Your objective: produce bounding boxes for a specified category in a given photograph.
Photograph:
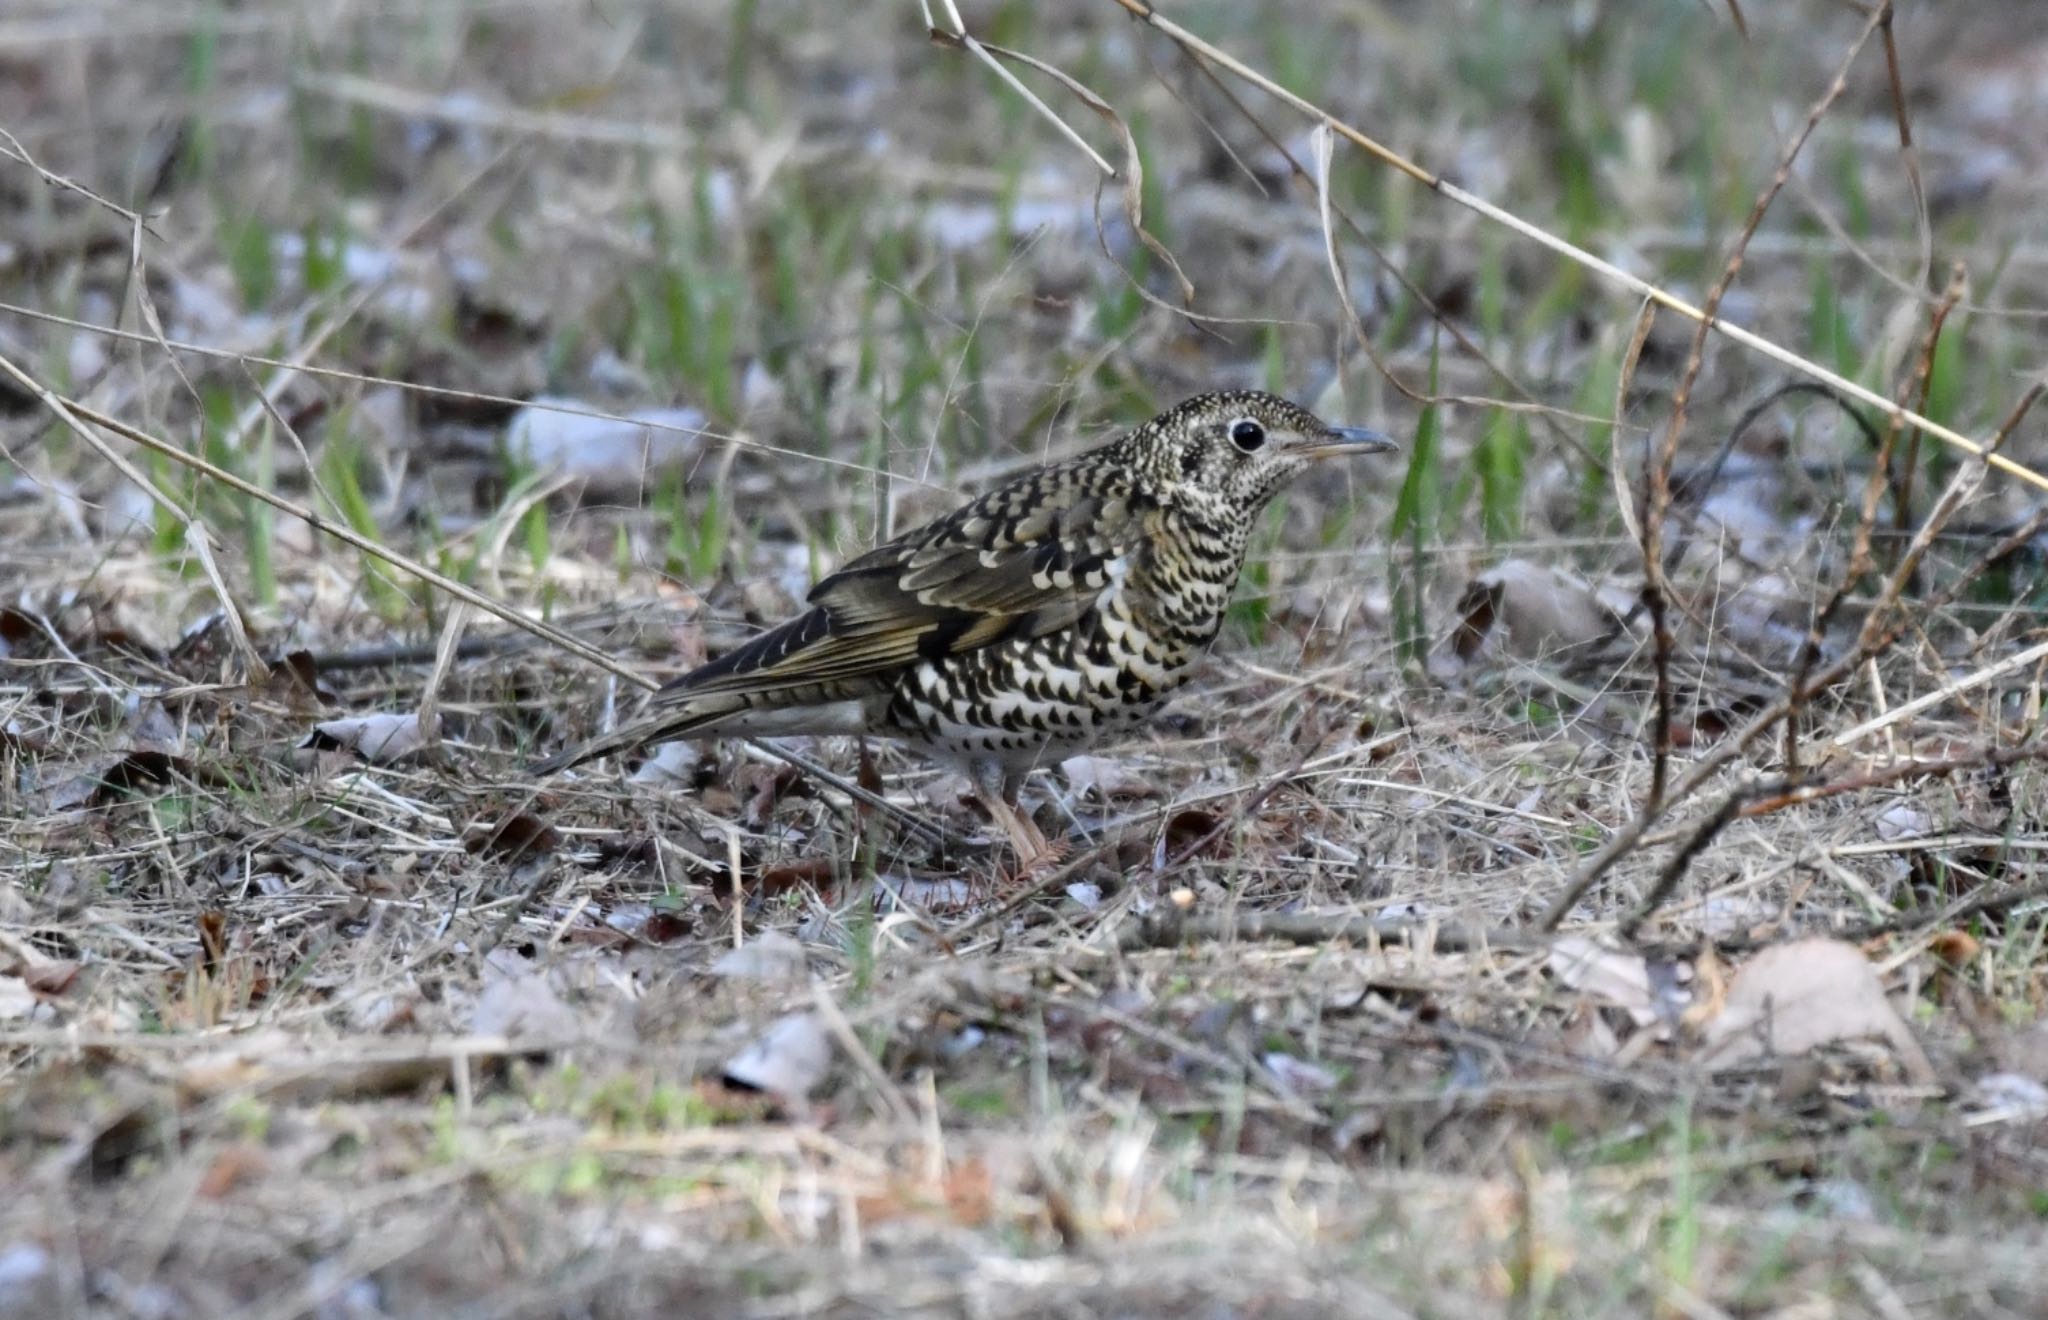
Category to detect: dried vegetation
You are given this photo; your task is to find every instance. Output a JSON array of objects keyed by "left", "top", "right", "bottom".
[{"left": 5, "top": 1, "right": 2048, "bottom": 1315}]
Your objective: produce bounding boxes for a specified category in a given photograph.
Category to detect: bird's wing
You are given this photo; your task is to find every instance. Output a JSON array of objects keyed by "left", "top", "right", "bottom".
[{"left": 656, "top": 465, "right": 1145, "bottom": 704}]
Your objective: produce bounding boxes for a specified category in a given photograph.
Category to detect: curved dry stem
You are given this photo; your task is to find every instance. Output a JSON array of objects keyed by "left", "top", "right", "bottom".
[{"left": 1102, "top": 0, "right": 2048, "bottom": 498}]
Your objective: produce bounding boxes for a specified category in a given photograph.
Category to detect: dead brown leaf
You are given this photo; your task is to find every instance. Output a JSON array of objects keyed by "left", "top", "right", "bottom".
[
  {"left": 47, "top": 749, "right": 196, "bottom": 811},
  {"left": 1697, "top": 938, "right": 1935, "bottom": 1084},
  {"left": 1449, "top": 558, "right": 1623, "bottom": 662},
  {"left": 463, "top": 811, "right": 563, "bottom": 863}
]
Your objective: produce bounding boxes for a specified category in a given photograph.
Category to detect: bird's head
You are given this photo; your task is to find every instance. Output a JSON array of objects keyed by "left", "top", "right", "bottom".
[{"left": 1140, "top": 390, "right": 1399, "bottom": 525}]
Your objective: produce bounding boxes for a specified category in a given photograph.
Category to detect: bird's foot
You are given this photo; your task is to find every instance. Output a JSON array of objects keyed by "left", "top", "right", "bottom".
[
  {"left": 981, "top": 796, "right": 1068, "bottom": 888},
  {"left": 999, "top": 834, "right": 1071, "bottom": 888}
]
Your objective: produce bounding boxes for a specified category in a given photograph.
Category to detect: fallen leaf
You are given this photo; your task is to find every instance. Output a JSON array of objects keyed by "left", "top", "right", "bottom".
[
  {"left": 504, "top": 396, "right": 707, "bottom": 499},
  {"left": 1562, "top": 1002, "right": 1624, "bottom": 1060},
  {"left": 0, "top": 977, "right": 39, "bottom": 1022},
  {"left": 268, "top": 650, "right": 338, "bottom": 706},
  {"left": 463, "top": 811, "right": 562, "bottom": 863},
  {"left": 1929, "top": 930, "right": 1980, "bottom": 969},
  {"left": 1159, "top": 809, "right": 1223, "bottom": 859},
  {"left": 0, "top": 718, "right": 46, "bottom": 756},
  {"left": 0, "top": 1242, "right": 52, "bottom": 1309},
  {"left": 916, "top": 772, "right": 974, "bottom": 813},
  {"left": 308, "top": 712, "right": 424, "bottom": 763},
  {"left": 197, "top": 1144, "right": 269, "bottom": 1199},
  {"left": 1875, "top": 803, "right": 1932, "bottom": 842},
  {"left": 710, "top": 930, "right": 808, "bottom": 984},
  {"left": 1449, "top": 558, "right": 1620, "bottom": 662},
  {"left": 722, "top": 1011, "right": 832, "bottom": 1101},
  {"left": 739, "top": 763, "right": 802, "bottom": 827},
  {"left": 1969, "top": 1072, "right": 2048, "bottom": 1121},
  {"left": 642, "top": 910, "right": 694, "bottom": 944},
  {"left": 1263, "top": 1052, "right": 1339, "bottom": 1095},
  {"left": 20, "top": 960, "right": 80, "bottom": 997},
  {"left": 1548, "top": 935, "right": 1658, "bottom": 1027},
  {"left": 0, "top": 931, "right": 51, "bottom": 978},
  {"left": 751, "top": 857, "right": 835, "bottom": 898},
  {"left": 469, "top": 952, "right": 582, "bottom": 1041},
  {"left": 1061, "top": 754, "right": 1161, "bottom": 801},
  {"left": 0, "top": 607, "right": 38, "bottom": 657},
  {"left": 1698, "top": 938, "right": 1935, "bottom": 1083},
  {"left": 47, "top": 749, "right": 195, "bottom": 810},
  {"left": 629, "top": 741, "right": 706, "bottom": 784}
]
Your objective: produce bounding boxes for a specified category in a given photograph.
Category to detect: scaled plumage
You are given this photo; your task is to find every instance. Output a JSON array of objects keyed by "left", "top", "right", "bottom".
[{"left": 532, "top": 390, "right": 1398, "bottom": 866}]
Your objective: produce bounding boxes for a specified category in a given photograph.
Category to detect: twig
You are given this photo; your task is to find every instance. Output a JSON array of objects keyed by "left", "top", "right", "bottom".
[
  {"left": 1618, "top": 791, "right": 1750, "bottom": 940},
  {"left": 1785, "top": 267, "right": 1966, "bottom": 777},
  {"left": 1609, "top": 303, "right": 1659, "bottom": 552},
  {"left": 15, "top": 367, "right": 961, "bottom": 848},
  {"left": 0, "top": 299, "right": 945, "bottom": 492},
  {"left": 1539, "top": 381, "right": 2047, "bottom": 931},
  {"left": 1825, "top": 638, "right": 2048, "bottom": 757},
  {"left": 1738, "top": 745, "right": 2040, "bottom": 817},
  {"left": 1889, "top": 266, "right": 1968, "bottom": 565},
  {"left": 1662, "top": 381, "right": 1884, "bottom": 583},
  {"left": 1100, "top": 0, "right": 2048, "bottom": 497},
  {"left": 944, "top": 740, "right": 1323, "bottom": 941},
  {"left": 1622, "top": 739, "right": 2048, "bottom": 938},
  {"left": 938, "top": 841, "right": 1118, "bottom": 944},
  {"left": 51, "top": 389, "right": 653, "bottom": 690},
  {"left": 1638, "top": 2, "right": 1883, "bottom": 810},
  {"left": 1117, "top": 910, "right": 1544, "bottom": 954},
  {"left": 1837, "top": 872, "right": 2048, "bottom": 946},
  {"left": 744, "top": 738, "right": 977, "bottom": 850},
  {"left": 924, "top": 0, "right": 1116, "bottom": 178},
  {"left": 929, "top": 20, "right": 1196, "bottom": 311},
  {"left": 1199, "top": 51, "right": 1605, "bottom": 467},
  {"left": 0, "top": 348, "right": 268, "bottom": 681}
]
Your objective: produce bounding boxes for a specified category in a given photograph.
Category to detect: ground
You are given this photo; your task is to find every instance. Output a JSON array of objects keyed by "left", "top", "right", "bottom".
[{"left": 5, "top": 1, "right": 2048, "bottom": 1315}]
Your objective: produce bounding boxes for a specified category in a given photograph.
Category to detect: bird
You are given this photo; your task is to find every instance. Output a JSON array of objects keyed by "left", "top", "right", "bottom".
[{"left": 531, "top": 391, "right": 1398, "bottom": 870}]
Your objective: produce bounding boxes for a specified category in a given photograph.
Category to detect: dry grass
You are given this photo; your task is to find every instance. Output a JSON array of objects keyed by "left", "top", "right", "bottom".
[{"left": 6, "top": 1, "right": 2048, "bottom": 1315}]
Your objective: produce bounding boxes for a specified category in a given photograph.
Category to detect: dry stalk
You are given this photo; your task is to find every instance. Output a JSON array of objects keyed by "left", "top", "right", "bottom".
[
  {"left": 944, "top": 738, "right": 1324, "bottom": 942},
  {"left": 1543, "top": 381, "right": 2039, "bottom": 930},
  {"left": 1117, "top": 909, "right": 1543, "bottom": 954},
  {"left": 0, "top": 349, "right": 269, "bottom": 681},
  {"left": 0, "top": 299, "right": 935, "bottom": 491},
  {"left": 1, "top": 363, "right": 942, "bottom": 842},
  {"left": 1099, "top": 0, "right": 2048, "bottom": 498},
  {"left": 923, "top": 0, "right": 1115, "bottom": 178},
  {"left": 1638, "top": 3, "right": 1883, "bottom": 810},
  {"left": 1784, "top": 266, "right": 1968, "bottom": 777},
  {"left": 51, "top": 390, "right": 652, "bottom": 689},
  {"left": 1619, "top": 739, "right": 2048, "bottom": 939},
  {"left": 926, "top": 6, "right": 1195, "bottom": 311},
  {"left": 1298, "top": 121, "right": 1606, "bottom": 463},
  {"left": 1889, "top": 267, "right": 1968, "bottom": 559}
]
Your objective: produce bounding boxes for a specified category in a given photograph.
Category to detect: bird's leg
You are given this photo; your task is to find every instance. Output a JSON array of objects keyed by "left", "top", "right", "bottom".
[
  {"left": 968, "top": 761, "right": 1065, "bottom": 877},
  {"left": 990, "top": 797, "right": 1060, "bottom": 872}
]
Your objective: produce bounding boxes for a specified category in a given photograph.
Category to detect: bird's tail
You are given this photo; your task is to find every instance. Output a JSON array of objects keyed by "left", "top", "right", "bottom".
[{"left": 526, "top": 700, "right": 735, "bottom": 777}]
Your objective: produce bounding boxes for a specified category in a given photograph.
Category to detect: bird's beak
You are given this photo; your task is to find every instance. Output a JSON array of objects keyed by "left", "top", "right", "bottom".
[{"left": 1299, "top": 424, "right": 1400, "bottom": 460}]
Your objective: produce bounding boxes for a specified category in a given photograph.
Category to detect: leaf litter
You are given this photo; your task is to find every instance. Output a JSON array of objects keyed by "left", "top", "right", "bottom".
[{"left": 2, "top": 2, "right": 2048, "bottom": 1316}]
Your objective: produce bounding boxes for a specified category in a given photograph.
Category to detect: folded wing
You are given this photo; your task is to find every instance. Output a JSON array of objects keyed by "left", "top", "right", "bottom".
[{"left": 655, "top": 466, "right": 1145, "bottom": 707}]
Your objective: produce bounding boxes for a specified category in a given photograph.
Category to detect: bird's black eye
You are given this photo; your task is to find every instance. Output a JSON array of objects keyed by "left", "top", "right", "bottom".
[{"left": 1229, "top": 418, "right": 1266, "bottom": 453}]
